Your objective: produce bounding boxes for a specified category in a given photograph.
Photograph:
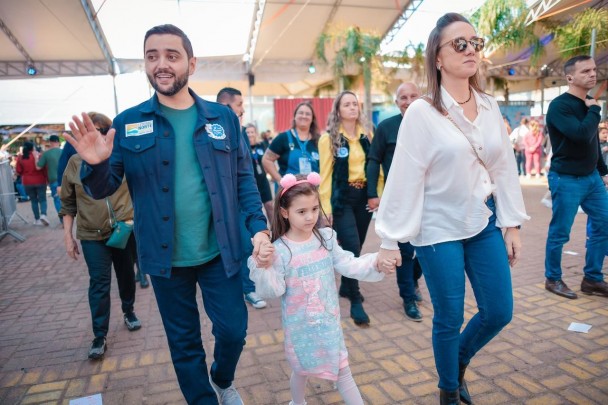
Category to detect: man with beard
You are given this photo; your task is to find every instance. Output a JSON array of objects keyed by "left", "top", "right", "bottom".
[
  {"left": 65, "top": 24, "right": 273, "bottom": 405},
  {"left": 367, "top": 82, "right": 424, "bottom": 322},
  {"left": 544, "top": 55, "right": 608, "bottom": 300}
]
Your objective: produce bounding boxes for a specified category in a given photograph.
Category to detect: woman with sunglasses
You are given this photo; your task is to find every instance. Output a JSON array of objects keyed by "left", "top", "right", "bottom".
[{"left": 376, "top": 13, "right": 528, "bottom": 404}]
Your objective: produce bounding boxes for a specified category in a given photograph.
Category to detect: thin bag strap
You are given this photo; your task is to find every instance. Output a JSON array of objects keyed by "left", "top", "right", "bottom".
[
  {"left": 105, "top": 198, "right": 117, "bottom": 227},
  {"left": 421, "top": 96, "right": 488, "bottom": 171}
]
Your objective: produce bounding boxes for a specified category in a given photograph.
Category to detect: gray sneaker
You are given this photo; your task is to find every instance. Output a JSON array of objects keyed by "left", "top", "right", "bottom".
[
  {"left": 244, "top": 292, "right": 267, "bottom": 309},
  {"left": 40, "top": 215, "right": 50, "bottom": 226},
  {"left": 88, "top": 336, "right": 106, "bottom": 360},
  {"left": 124, "top": 312, "right": 142, "bottom": 331},
  {"left": 209, "top": 376, "right": 243, "bottom": 405}
]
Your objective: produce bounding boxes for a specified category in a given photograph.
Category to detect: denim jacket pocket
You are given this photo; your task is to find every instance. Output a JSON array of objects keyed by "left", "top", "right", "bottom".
[
  {"left": 119, "top": 136, "right": 156, "bottom": 153},
  {"left": 119, "top": 136, "right": 157, "bottom": 178}
]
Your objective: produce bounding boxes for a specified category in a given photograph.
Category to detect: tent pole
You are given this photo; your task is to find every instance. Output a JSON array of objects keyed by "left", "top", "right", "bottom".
[{"left": 112, "top": 74, "right": 119, "bottom": 116}]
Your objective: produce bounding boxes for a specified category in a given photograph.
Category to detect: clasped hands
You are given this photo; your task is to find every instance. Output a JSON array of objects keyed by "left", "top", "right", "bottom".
[
  {"left": 252, "top": 231, "right": 275, "bottom": 268},
  {"left": 377, "top": 248, "right": 401, "bottom": 274}
]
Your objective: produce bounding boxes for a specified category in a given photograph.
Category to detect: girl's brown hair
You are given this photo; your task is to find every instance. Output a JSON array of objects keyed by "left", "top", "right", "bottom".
[
  {"left": 425, "top": 13, "right": 486, "bottom": 114},
  {"left": 270, "top": 175, "right": 329, "bottom": 251}
]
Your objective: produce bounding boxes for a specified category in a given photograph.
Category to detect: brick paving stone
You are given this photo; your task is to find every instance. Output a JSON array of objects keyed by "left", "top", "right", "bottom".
[{"left": 2, "top": 183, "right": 608, "bottom": 404}]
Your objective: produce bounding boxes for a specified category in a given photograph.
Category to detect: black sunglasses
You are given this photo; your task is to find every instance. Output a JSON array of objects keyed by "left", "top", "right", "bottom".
[
  {"left": 95, "top": 127, "right": 109, "bottom": 135},
  {"left": 440, "top": 37, "right": 485, "bottom": 53}
]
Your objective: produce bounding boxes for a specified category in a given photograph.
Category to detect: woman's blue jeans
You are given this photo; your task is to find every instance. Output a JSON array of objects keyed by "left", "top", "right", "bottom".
[
  {"left": 415, "top": 197, "right": 513, "bottom": 391},
  {"left": 24, "top": 184, "right": 47, "bottom": 220}
]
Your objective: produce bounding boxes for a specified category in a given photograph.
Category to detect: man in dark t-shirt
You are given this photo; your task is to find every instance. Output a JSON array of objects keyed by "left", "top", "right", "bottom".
[
  {"left": 367, "top": 82, "right": 424, "bottom": 321},
  {"left": 544, "top": 55, "right": 608, "bottom": 299}
]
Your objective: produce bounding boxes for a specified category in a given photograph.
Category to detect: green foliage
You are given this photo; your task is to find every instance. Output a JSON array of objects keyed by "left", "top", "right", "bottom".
[
  {"left": 315, "top": 26, "right": 382, "bottom": 84},
  {"left": 552, "top": 9, "right": 608, "bottom": 59},
  {"left": 315, "top": 26, "right": 383, "bottom": 120},
  {"left": 469, "top": 0, "right": 544, "bottom": 65}
]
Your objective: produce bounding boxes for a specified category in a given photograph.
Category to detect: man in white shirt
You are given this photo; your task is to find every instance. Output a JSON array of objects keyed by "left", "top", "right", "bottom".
[{"left": 509, "top": 117, "right": 529, "bottom": 176}]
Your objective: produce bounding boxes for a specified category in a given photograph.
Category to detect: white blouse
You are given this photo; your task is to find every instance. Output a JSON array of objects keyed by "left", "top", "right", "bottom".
[{"left": 375, "top": 87, "right": 529, "bottom": 249}]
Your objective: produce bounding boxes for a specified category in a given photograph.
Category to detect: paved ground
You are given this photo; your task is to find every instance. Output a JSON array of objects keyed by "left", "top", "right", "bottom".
[{"left": 1, "top": 179, "right": 607, "bottom": 405}]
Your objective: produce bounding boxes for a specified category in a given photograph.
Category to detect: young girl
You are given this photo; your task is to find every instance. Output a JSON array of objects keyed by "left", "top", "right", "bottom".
[{"left": 248, "top": 172, "right": 391, "bottom": 405}]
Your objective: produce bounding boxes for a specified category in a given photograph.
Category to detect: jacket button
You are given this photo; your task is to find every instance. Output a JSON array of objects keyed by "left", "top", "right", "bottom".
[
  {"left": 164, "top": 131, "right": 170, "bottom": 137},
  {"left": 160, "top": 269, "right": 166, "bottom": 274},
  {"left": 135, "top": 145, "right": 141, "bottom": 150},
  {"left": 161, "top": 243, "right": 168, "bottom": 249},
  {"left": 225, "top": 145, "right": 230, "bottom": 150},
  {"left": 162, "top": 187, "right": 169, "bottom": 192},
  {"left": 162, "top": 216, "right": 169, "bottom": 221},
  {"left": 162, "top": 160, "right": 169, "bottom": 165}
]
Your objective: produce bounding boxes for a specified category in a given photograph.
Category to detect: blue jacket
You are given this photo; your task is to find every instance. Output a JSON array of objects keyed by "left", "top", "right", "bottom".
[{"left": 81, "top": 89, "right": 268, "bottom": 278}]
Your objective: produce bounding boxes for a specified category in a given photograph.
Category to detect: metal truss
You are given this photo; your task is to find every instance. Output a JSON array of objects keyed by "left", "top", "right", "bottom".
[
  {"left": 0, "top": 60, "right": 112, "bottom": 79},
  {"left": 380, "top": 0, "right": 424, "bottom": 48},
  {"left": 489, "top": 60, "right": 608, "bottom": 81},
  {"left": 80, "top": 0, "right": 115, "bottom": 75},
  {"left": 525, "top": 0, "right": 564, "bottom": 26}
]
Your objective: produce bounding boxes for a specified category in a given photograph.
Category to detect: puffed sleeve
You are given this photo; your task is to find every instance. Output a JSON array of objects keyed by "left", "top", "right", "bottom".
[
  {"left": 322, "top": 228, "right": 384, "bottom": 282},
  {"left": 248, "top": 248, "right": 286, "bottom": 299},
  {"left": 375, "top": 100, "right": 431, "bottom": 250}
]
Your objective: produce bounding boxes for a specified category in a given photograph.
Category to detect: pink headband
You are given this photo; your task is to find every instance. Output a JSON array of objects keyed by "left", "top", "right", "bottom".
[{"left": 280, "top": 172, "right": 321, "bottom": 197}]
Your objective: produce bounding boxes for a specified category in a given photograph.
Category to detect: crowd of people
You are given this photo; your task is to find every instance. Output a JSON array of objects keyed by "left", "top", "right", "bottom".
[{"left": 1, "top": 12, "right": 607, "bottom": 405}]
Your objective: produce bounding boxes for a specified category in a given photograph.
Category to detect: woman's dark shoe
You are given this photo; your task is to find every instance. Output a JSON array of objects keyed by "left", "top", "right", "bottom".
[
  {"left": 350, "top": 301, "right": 370, "bottom": 327},
  {"left": 459, "top": 363, "right": 473, "bottom": 404},
  {"left": 439, "top": 389, "right": 460, "bottom": 405}
]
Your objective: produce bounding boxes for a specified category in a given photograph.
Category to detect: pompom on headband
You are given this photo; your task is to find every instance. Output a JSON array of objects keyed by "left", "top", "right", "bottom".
[{"left": 279, "top": 172, "right": 321, "bottom": 197}]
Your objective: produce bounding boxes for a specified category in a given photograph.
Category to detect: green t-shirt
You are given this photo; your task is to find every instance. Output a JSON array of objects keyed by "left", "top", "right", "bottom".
[
  {"left": 38, "top": 147, "right": 62, "bottom": 183},
  {"left": 160, "top": 104, "right": 219, "bottom": 267}
]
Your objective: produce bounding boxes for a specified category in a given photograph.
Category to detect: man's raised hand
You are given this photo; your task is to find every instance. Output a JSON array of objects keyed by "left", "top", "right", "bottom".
[{"left": 66, "top": 113, "right": 115, "bottom": 165}]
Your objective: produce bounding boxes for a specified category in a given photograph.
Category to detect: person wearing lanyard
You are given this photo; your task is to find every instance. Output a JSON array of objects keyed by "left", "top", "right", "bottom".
[
  {"left": 262, "top": 101, "right": 320, "bottom": 182},
  {"left": 319, "top": 90, "right": 379, "bottom": 328}
]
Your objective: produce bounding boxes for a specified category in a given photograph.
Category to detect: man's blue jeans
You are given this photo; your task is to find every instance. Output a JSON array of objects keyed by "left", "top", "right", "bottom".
[
  {"left": 545, "top": 170, "right": 608, "bottom": 282},
  {"left": 80, "top": 235, "right": 136, "bottom": 338},
  {"left": 49, "top": 181, "right": 62, "bottom": 218},
  {"left": 150, "top": 255, "right": 248, "bottom": 405},
  {"left": 396, "top": 242, "right": 416, "bottom": 302},
  {"left": 415, "top": 197, "right": 513, "bottom": 391}
]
